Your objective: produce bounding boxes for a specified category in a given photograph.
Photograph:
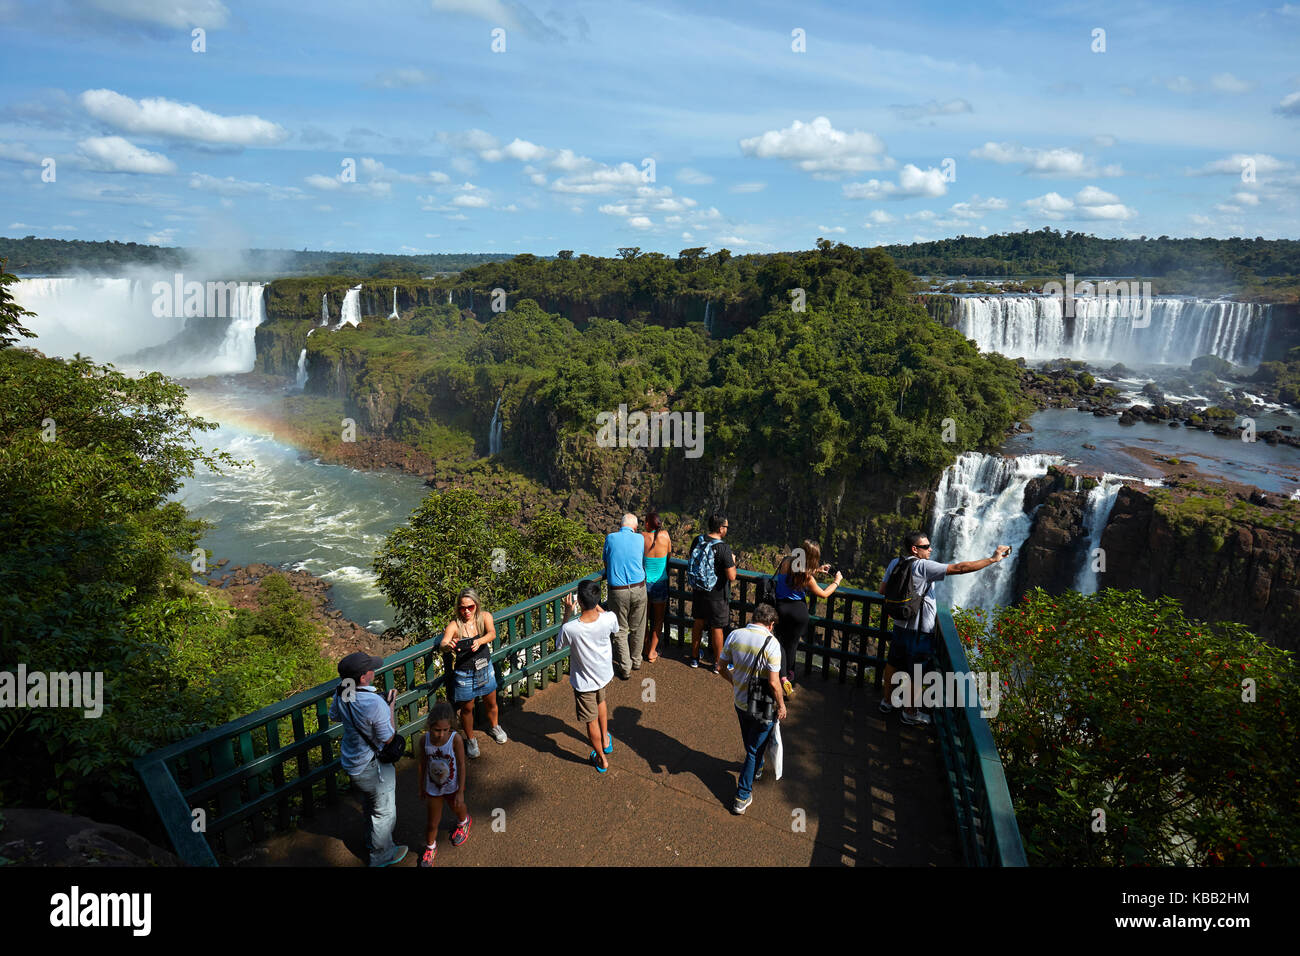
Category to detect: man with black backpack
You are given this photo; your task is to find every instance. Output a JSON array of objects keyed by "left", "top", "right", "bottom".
[
  {"left": 880, "top": 531, "right": 1010, "bottom": 726},
  {"left": 330, "top": 652, "right": 408, "bottom": 867},
  {"left": 687, "top": 513, "right": 737, "bottom": 672}
]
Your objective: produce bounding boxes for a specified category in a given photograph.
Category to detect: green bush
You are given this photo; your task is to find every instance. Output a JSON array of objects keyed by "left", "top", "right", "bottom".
[{"left": 955, "top": 589, "right": 1299, "bottom": 866}]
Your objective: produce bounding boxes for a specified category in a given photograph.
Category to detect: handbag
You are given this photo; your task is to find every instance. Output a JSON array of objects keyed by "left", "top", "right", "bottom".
[
  {"left": 758, "top": 555, "right": 785, "bottom": 607},
  {"left": 339, "top": 692, "right": 408, "bottom": 764},
  {"left": 746, "top": 631, "right": 778, "bottom": 723}
]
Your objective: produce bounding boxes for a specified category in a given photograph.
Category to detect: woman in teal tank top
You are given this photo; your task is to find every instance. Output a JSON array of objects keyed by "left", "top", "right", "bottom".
[{"left": 642, "top": 512, "right": 671, "bottom": 662}]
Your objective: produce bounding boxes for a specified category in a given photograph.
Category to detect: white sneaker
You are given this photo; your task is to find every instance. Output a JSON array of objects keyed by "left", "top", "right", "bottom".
[
  {"left": 465, "top": 736, "right": 481, "bottom": 758},
  {"left": 900, "top": 710, "right": 932, "bottom": 727},
  {"left": 486, "top": 724, "right": 508, "bottom": 744}
]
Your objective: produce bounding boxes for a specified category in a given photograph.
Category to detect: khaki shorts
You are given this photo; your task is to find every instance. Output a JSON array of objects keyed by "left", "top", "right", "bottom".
[{"left": 574, "top": 684, "right": 608, "bottom": 723}]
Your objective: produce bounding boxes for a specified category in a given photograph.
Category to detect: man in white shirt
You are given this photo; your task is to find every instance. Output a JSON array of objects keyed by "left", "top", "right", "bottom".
[
  {"left": 718, "top": 603, "right": 786, "bottom": 814},
  {"left": 558, "top": 579, "right": 618, "bottom": 772}
]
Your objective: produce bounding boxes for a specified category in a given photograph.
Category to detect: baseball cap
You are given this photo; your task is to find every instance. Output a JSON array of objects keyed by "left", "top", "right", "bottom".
[{"left": 338, "top": 652, "right": 384, "bottom": 680}]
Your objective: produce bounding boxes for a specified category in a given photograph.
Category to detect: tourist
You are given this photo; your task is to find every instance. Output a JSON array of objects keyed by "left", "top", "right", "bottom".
[
  {"left": 557, "top": 579, "right": 618, "bottom": 773},
  {"left": 717, "top": 603, "right": 786, "bottom": 814},
  {"left": 688, "top": 513, "right": 737, "bottom": 672},
  {"left": 329, "top": 652, "right": 408, "bottom": 867},
  {"left": 773, "top": 541, "right": 843, "bottom": 697},
  {"left": 879, "top": 531, "right": 1010, "bottom": 726},
  {"left": 440, "top": 588, "right": 508, "bottom": 756},
  {"left": 642, "top": 511, "right": 671, "bottom": 663},
  {"left": 603, "top": 513, "right": 647, "bottom": 679},
  {"left": 417, "top": 699, "right": 471, "bottom": 867}
]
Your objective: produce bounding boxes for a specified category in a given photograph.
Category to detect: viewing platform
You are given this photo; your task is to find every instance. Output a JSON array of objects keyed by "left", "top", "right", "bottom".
[{"left": 136, "top": 560, "right": 1025, "bottom": 867}]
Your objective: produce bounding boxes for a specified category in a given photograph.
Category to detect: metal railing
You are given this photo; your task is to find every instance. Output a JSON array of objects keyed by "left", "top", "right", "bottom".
[{"left": 136, "top": 558, "right": 1024, "bottom": 866}]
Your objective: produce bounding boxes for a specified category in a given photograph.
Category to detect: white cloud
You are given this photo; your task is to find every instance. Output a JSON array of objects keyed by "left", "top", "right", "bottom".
[
  {"left": 146, "top": 228, "right": 177, "bottom": 244},
  {"left": 551, "top": 161, "right": 646, "bottom": 194},
  {"left": 1024, "top": 186, "right": 1136, "bottom": 221},
  {"left": 189, "top": 172, "right": 304, "bottom": 200},
  {"left": 677, "top": 167, "right": 714, "bottom": 185},
  {"left": 947, "top": 195, "right": 1007, "bottom": 219},
  {"left": 1277, "top": 91, "right": 1300, "bottom": 117},
  {"left": 728, "top": 181, "right": 766, "bottom": 193},
  {"left": 88, "top": 0, "right": 229, "bottom": 28},
  {"left": 1210, "top": 73, "right": 1253, "bottom": 94},
  {"left": 817, "top": 225, "right": 847, "bottom": 234},
  {"left": 1192, "top": 153, "right": 1290, "bottom": 175},
  {"left": 0, "top": 142, "right": 43, "bottom": 164},
  {"left": 739, "top": 116, "right": 891, "bottom": 176},
  {"left": 76, "top": 135, "right": 175, "bottom": 174},
  {"left": 969, "top": 142, "right": 1121, "bottom": 177},
  {"left": 865, "top": 210, "right": 895, "bottom": 225},
  {"left": 80, "top": 89, "right": 287, "bottom": 146},
  {"left": 360, "top": 157, "right": 449, "bottom": 184},
  {"left": 481, "top": 138, "right": 548, "bottom": 162},
  {"left": 843, "top": 164, "right": 948, "bottom": 200},
  {"left": 431, "top": 0, "right": 517, "bottom": 28},
  {"left": 452, "top": 193, "right": 489, "bottom": 207},
  {"left": 304, "top": 174, "right": 391, "bottom": 197},
  {"left": 715, "top": 235, "right": 757, "bottom": 247},
  {"left": 891, "top": 98, "right": 972, "bottom": 120},
  {"left": 1164, "top": 76, "right": 1195, "bottom": 94},
  {"left": 438, "top": 128, "right": 499, "bottom": 152},
  {"left": 8, "top": 222, "right": 27, "bottom": 229},
  {"left": 627, "top": 216, "right": 653, "bottom": 229},
  {"left": 1232, "top": 191, "right": 1260, "bottom": 206}
]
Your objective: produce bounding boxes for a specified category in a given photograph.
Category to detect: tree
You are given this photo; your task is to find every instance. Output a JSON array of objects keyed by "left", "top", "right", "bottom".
[
  {"left": 0, "top": 258, "right": 35, "bottom": 347},
  {"left": 617, "top": 246, "right": 641, "bottom": 260},
  {"left": 557, "top": 250, "right": 574, "bottom": 260},
  {"left": 678, "top": 246, "right": 706, "bottom": 262}
]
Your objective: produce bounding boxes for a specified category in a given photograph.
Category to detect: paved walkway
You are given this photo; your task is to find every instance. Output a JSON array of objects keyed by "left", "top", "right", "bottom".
[{"left": 244, "top": 647, "right": 960, "bottom": 867}]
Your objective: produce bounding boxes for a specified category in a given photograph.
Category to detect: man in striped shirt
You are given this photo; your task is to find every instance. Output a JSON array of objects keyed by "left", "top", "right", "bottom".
[{"left": 718, "top": 603, "right": 786, "bottom": 815}]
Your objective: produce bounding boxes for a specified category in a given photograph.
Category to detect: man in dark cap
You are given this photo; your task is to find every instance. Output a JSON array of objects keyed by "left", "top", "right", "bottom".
[{"left": 330, "top": 652, "right": 408, "bottom": 866}]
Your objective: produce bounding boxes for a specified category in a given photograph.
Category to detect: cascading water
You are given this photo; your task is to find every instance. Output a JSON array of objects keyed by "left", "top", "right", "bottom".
[
  {"left": 321, "top": 293, "right": 329, "bottom": 326},
  {"left": 929, "top": 452, "right": 1062, "bottom": 611},
  {"left": 488, "top": 396, "right": 503, "bottom": 456},
  {"left": 953, "top": 295, "right": 1274, "bottom": 366},
  {"left": 296, "top": 348, "right": 309, "bottom": 388},
  {"left": 704, "top": 300, "right": 713, "bottom": 334},
  {"left": 13, "top": 276, "right": 265, "bottom": 375},
  {"left": 389, "top": 287, "right": 399, "bottom": 319},
  {"left": 336, "top": 285, "right": 362, "bottom": 329},
  {"left": 1073, "top": 476, "right": 1127, "bottom": 594},
  {"left": 447, "top": 289, "right": 453, "bottom": 305}
]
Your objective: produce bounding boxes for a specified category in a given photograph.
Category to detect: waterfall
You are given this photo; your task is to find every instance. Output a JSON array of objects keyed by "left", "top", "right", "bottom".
[
  {"left": 929, "top": 452, "right": 1062, "bottom": 611},
  {"left": 12, "top": 276, "right": 265, "bottom": 375},
  {"left": 389, "top": 287, "right": 399, "bottom": 319},
  {"left": 296, "top": 348, "right": 309, "bottom": 388},
  {"left": 952, "top": 295, "right": 1275, "bottom": 366},
  {"left": 1073, "top": 477, "right": 1126, "bottom": 594},
  {"left": 335, "top": 285, "right": 362, "bottom": 329},
  {"left": 447, "top": 289, "right": 453, "bottom": 305},
  {"left": 704, "top": 300, "right": 713, "bottom": 334},
  {"left": 488, "top": 396, "right": 503, "bottom": 456},
  {"left": 321, "top": 293, "right": 329, "bottom": 327}
]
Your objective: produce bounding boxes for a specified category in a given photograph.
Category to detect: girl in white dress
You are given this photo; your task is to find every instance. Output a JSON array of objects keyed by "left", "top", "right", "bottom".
[{"left": 418, "top": 700, "right": 471, "bottom": 867}]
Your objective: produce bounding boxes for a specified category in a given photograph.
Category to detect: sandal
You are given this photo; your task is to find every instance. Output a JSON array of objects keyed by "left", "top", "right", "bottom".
[
  {"left": 589, "top": 750, "right": 608, "bottom": 773},
  {"left": 604, "top": 733, "right": 613, "bottom": 755}
]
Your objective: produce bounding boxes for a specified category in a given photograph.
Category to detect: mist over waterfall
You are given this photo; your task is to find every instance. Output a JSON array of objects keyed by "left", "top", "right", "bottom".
[
  {"left": 930, "top": 452, "right": 1061, "bottom": 611},
  {"left": 336, "top": 285, "right": 362, "bottom": 329},
  {"left": 1074, "top": 477, "right": 1126, "bottom": 594},
  {"left": 953, "top": 295, "right": 1274, "bottom": 366},
  {"left": 13, "top": 276, "right": 266, "bottom": 376},
  {"left": 296, "top": 349, "right": 308, "bottom": 388}
]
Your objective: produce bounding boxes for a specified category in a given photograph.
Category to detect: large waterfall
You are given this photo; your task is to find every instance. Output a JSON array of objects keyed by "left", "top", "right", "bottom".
[
  {"left": 296, "top": 348, "right": 309, "bottom": 388},
  {"left": 336, "top": 285, "right": 363, "bottom": 329},
  {"left": 929, "top": 452, "right": 1061, "bottom": 610},
  {"left": 953, "top": 295, "right": 1274, "bottom": 366},
  {"left": 389, "top": 287, "right": 399, "bottom": 319},
  {"left": 488, "top": 396, "right": 503, "bottom": 456},
  {"left": 12, "top": 276, "right": 265, "bottom": 376}
]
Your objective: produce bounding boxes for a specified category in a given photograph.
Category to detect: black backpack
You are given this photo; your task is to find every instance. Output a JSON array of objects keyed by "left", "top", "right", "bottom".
[
  {"left": 758, "top": 554, "right": 786, "bottom": 606},
  {"left": 882, "top": 556, "right": 924, "bottom": 624}
]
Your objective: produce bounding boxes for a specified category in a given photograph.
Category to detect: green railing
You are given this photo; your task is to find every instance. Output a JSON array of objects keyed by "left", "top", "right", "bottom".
[{"left": 136, "top": 558, "right": 1024, "bottom": 867}]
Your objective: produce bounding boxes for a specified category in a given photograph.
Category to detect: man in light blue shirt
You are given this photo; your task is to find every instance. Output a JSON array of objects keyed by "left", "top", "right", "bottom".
[
  {"left": 603, "top": 513, "right": 647, "bottom": 679},
  {"left": 329, "top": 652, "right": 408, "bottom": 866}
]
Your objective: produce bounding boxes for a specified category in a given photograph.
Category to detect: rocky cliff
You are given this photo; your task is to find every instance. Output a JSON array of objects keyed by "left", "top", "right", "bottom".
[
  {"left": 1016, "top": 466, "right": 1093, "bottom": 595},
  {"left": 1099, "top": 480, "right": 1300, "bottom": 651}
]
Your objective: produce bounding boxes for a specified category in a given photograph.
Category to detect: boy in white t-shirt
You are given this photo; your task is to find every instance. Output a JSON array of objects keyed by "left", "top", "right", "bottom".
[{"left": 558, "top": 579, "right": 618, "bottom": 773}]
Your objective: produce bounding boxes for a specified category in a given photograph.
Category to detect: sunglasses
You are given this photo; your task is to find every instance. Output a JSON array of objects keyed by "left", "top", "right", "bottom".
[{"left": 459, "top": 603, "right": 476, "bottom": 611}]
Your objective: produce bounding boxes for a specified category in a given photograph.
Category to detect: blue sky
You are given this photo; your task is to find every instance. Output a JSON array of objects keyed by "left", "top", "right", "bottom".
[{"left": 2, "top": 0, "right": 1299, "bottom": 257}]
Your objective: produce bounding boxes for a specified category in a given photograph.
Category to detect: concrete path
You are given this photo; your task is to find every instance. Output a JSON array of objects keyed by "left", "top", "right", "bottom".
[{"left": 245, "top": 648, "right": 960, "bottom": 867}]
